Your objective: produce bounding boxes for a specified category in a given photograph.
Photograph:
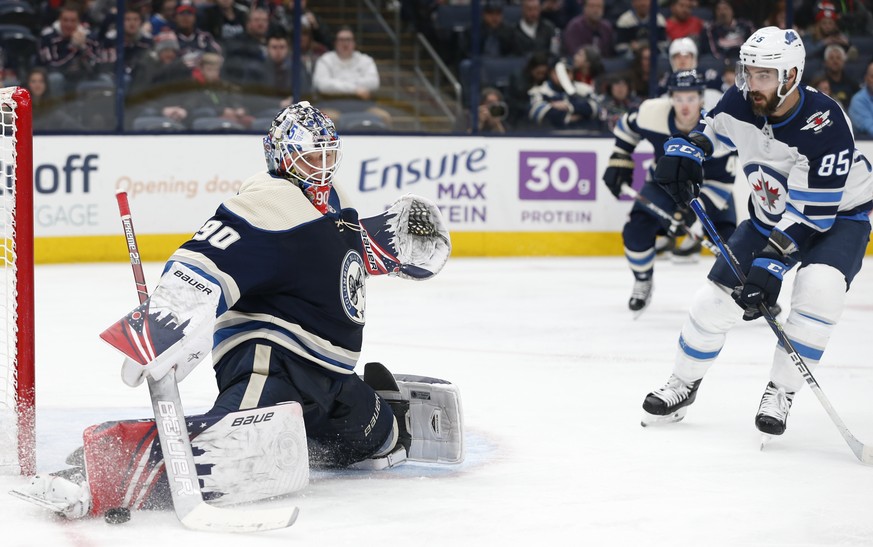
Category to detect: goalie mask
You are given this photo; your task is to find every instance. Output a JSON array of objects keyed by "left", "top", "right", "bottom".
[
  {"left": 736, "top": 26, "right": 805, "bottom": 109},
  {"left": 264, "top": 101, "right": 343, "bottom": 214}
]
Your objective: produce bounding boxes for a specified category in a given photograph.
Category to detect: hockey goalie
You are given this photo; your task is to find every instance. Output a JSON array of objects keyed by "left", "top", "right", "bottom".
[{"left": 11, "top": 101, "right": 464, "bottom": 523}]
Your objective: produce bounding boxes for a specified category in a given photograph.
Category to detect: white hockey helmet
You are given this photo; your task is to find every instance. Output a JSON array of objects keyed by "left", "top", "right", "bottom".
[
  {"left": 263, "top": 101, "right": 343, "bottom": 189},
  {"left": 736, "top": 26, "right": 805, "bottom": 107},
  {"left": 668, "top": 37, "right": 698, "bottom": 71}
]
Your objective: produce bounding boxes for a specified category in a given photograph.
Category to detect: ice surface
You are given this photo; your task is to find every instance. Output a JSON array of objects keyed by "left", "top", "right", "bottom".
[{"left": 2, "top": 257, "right": 873, "bottom": 546}]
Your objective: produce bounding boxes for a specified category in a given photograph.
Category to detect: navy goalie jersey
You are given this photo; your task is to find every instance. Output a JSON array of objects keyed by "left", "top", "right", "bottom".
[
  {"left": 167, "top": 172, "right": 367, "bottom": 376},
  {"left": 698, "top": 85, "right": 873, "bottom": 245}
]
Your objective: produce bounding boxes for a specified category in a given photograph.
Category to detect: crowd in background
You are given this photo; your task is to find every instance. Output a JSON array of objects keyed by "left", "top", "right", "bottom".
[{"left": 2, "top": 0, "right": 873, "bottom": 134}]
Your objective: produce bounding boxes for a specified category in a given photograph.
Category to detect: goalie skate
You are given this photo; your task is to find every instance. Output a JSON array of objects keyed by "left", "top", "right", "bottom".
[
  {"left": 9, "top": 471, "right": 91, "bottom": 519},
  {"left": 641, "top": 374, "right": 702, "bottom": 427}
]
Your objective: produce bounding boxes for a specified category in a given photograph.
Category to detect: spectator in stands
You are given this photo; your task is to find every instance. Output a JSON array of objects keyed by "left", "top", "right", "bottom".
[
  {"left": 224, "top": 7, "right": 271, "bottom": 62},
  {"left": 528, "top": 57, "right": 601, "bottom": 131},
  {"left": 200, "top": 0, "right": 248, "bottom": 45},
  {"left": 665, "top": 0, "right": 703, "bottom": 42},
  {"left": 312, "top": 26, "right": 391, "bottom": 127},
  {"left": 476, "top": 86, "right": 509, "bottom": 134},
  {"left": 814, "top": 43, "right": 859, "bottom": 110},
  {"left": 297, "top": 25, "right": 327, "bottom": 81},
  {"left": 186, "top": 52, "right": 252, "bottom": 128},
  {"left": 129, "top": 30, "right": 192, "bottom": 95},
  {"left": 657, "top": 37, "right": 722, "bottom": 98},
  {"left": 614, "top": 0, "right": 666, "bottom": 60},
  {"left": 461, "top": 0, "right": 514, "bottom": 57},
  {"left": 511, "top": 0, "right": 560, "bottom": 57},
  {"left": 96, "top": 6, "right": 153, "bottom": 81},
  {"left": 568, "top": 45, "right": 603, "bottom": 87},
  {"left": 598, "top": 73, "right": 640, "bottom": 131},
  {"left": 848, "top": 60, "right": 873, "bottom": 135},
  {"left": 796, "top": 0, "right": 873, "bottom": 36},
  {"left": 150, "top": 0, "right": 177, "bottom": 36},
  {"left": 507, "top": 50, "right": 550, "bottom": 128},
  {"left": 700, "top": 0, "right": 753, "bottom": 61},
  {"left": 174, "top": 0, "right": 222, "bottom": 64},
  {"left": 809, "top": 73, "right": 834, "bottom": 96},
  {"left": 803, "top": 2, "right": 852, "bottom": 60},
  {"left": 39, "top": 3, "right": 100, "bottom": 93},
  {"left": 563, "top": 0, "right": 615, "bottom": 58},
  {"left": 280, "top": 0, "right": 332, "bottom": 51},
  {"left": 263, "top": 33, "right": 307, "bottom": 100},
  {"left": 720, "top": 62, "right": 736, "bottom": 93},
  {"left": 628, "top": 45, "right": 651, "bottom": 97},
  {"left": 25, "top": 66, "right": 83, "bottom": 130},
  {"left": 540, "top": 0, "right": 581, "bottom": 30}
]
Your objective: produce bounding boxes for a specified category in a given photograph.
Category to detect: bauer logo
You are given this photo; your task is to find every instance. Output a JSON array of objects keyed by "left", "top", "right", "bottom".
[{"left": 518, "top": 152, "right": 596, "bottom": 200}]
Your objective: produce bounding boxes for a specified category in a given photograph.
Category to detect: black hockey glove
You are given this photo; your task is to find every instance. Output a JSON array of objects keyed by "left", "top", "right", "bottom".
[
  {"left": 602, "top": 152, "right": 635, "bottom": 198},
  {"left": 654, "top": 137, "right": 705, "bottom": 205},
  {"left": 733, "top": 246, "right": 788, "bottom": 316}
]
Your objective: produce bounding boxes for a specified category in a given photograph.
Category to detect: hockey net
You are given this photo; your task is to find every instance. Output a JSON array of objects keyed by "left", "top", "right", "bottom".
[{"left": 0, "top": 87, "right": 34, "bottom": 475}]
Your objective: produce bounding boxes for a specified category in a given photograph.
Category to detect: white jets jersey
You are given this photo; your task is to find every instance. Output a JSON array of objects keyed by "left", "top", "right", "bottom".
[{"left": 699, "top": 85, "right": 873, "bottom": 247}]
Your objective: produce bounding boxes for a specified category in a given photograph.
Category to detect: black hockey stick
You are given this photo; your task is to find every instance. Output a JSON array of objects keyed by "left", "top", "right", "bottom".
[
  {"left": 689, "top": 198, "right": 873, "bottom": 464},
  {"left": 115, "top": 190, "right": 300, "bottom": 530},
  {"left": 621, "top": 185, "right": 721, "bottom": 256}
]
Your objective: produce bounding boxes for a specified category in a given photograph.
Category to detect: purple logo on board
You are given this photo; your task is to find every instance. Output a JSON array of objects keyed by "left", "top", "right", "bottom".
[{"left": 518, "top": 151, "right": 597, "bottom": 200}]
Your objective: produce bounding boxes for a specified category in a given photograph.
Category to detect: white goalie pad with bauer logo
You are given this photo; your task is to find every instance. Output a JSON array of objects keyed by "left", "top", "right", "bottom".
[{"left": 395, "top": 375, "right": 464, "bottom": 464}]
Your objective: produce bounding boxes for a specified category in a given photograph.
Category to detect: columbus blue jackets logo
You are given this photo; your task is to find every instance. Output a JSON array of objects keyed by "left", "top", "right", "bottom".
[
  {"left": 800, "top": 110, "right": 833, "bottom": 133},
  {"left": 340, "top": 251, "right": 366, "bottom": 324},
  {"left": 744, "top": 164, "right": 787, "bottom": 214}
]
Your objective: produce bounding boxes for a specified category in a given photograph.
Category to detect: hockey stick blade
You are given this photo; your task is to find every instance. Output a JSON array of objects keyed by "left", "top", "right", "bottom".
[
  {"left": 118, "top": 190, "right": 299, "bottom": 530},
  {"left": 689, "top": 198, "right": 873, "bottom": 465}
]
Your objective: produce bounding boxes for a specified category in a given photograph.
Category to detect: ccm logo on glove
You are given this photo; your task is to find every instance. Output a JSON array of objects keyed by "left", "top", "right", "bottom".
[{"left": 665, "top": 143, "right": 704, "bottom": 162}]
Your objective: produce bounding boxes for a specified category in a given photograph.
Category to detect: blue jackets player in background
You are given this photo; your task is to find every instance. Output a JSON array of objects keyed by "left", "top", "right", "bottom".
[
  {"left": 602, "top": 69, "right": 738, "bottom": 315},
  {"left": 641, "top": 28, "right": 873, "bottom": 440},
  {"left": 13, "top": 102, "right": 463, "bottom": 520}
]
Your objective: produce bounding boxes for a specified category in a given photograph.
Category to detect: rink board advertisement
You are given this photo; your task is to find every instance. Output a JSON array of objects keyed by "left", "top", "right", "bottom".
[{"left": 28, "top": 134, "right": 873, "bottom": 262}]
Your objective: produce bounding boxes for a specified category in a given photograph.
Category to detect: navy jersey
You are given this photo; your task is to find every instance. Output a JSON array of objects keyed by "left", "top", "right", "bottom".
[
  {"left": 168, "top": 172, "right": 367, "bottom": 376},
  {"left": 614, "top": 97, "right": 737, "bottom": 209},
  {"left": 699, "top": 85, "right": 873, "bottom": 247}
]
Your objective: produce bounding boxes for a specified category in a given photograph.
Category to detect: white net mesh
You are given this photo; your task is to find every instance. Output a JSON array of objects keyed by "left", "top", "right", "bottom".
[{"left": 0, "top": 87, "right": 20, "bottom": 473}]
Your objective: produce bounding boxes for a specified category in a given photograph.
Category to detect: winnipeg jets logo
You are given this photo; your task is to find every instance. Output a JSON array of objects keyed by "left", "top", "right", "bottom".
[
  {"left": 744, "top": 164, "right": 787, "bottom": 214},
  {"left": 800, "top": 110, "right": 832, "bottom": 133},
  {"left": 340, "top": 251, "right": 366, "bottom": 324}
]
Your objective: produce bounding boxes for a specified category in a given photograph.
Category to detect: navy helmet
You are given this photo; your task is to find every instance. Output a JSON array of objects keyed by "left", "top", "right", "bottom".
[{"left": 667, "top": 70, "right": 705, "bottom": 94}]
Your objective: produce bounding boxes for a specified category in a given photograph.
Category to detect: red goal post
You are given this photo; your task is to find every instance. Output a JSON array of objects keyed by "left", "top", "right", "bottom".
[{"left": 0, "top": 86, "right": 35, "bottom": 476}]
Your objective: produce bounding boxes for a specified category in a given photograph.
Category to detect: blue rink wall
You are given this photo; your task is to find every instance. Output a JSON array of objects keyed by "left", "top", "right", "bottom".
[{"left": 30, "top": 135, "right": 873, "bottom": 263}]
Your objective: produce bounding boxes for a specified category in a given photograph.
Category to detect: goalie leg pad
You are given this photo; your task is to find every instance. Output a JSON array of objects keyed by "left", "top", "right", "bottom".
[
  {"left": 82, "top": 402, "right": 308, "bottom": 516},
  {"left": 395, "top": 374, "right": 464, "bottom": 464}
]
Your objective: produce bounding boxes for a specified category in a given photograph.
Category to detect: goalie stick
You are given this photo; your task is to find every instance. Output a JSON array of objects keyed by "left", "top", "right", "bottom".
[
  {"left": 620, "top": 185, "right": 720, "bottom": 257},
  {"left": 114, "top": 190, "right": 300, "bottom": 531},
  {"left": 689, "top": 198, "right": 873, "bottom": 465}
]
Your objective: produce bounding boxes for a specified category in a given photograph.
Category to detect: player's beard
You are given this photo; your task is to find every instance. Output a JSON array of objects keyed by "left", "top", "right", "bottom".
[{"left": 749, "top": 90, "right": 780, "bottom": 116}]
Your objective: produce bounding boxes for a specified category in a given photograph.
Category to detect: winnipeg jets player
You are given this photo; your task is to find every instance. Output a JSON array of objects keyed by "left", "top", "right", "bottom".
[
  {"left": 602, "top": 70, "right": 737, "bottom": 315},
  {"left": 642, "top": 28, "right": 873, "bottom": 438},
  {"left": 13, "top": 102, "right": 463, "bottom": 520}
]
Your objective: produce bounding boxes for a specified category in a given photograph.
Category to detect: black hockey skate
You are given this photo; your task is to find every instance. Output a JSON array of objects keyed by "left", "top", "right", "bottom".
[
  {"left": 363, "top": 362, "right": 411, "bottom": 454},
  {"left": 755, "top": 381, "right": 795, "bottom": 437},
  {"left": 628, "top": 279, "right": 653, "bottom": 317},
  {"left": 641, "top": 374, "right": 702, "bottom": 426}
]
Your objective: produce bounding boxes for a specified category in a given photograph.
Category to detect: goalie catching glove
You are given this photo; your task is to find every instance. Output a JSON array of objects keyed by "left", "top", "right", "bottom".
[
  {"left": 99, "top": 262, "right": 220, "bottom": 387},
  {"left": 359, "top": 194, "right": 451, "bottom": 280}
]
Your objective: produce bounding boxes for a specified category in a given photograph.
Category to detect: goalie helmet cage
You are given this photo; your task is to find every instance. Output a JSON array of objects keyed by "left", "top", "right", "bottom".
[{"left": 0, "top": 87, "right": 35, "bottom": 476}]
